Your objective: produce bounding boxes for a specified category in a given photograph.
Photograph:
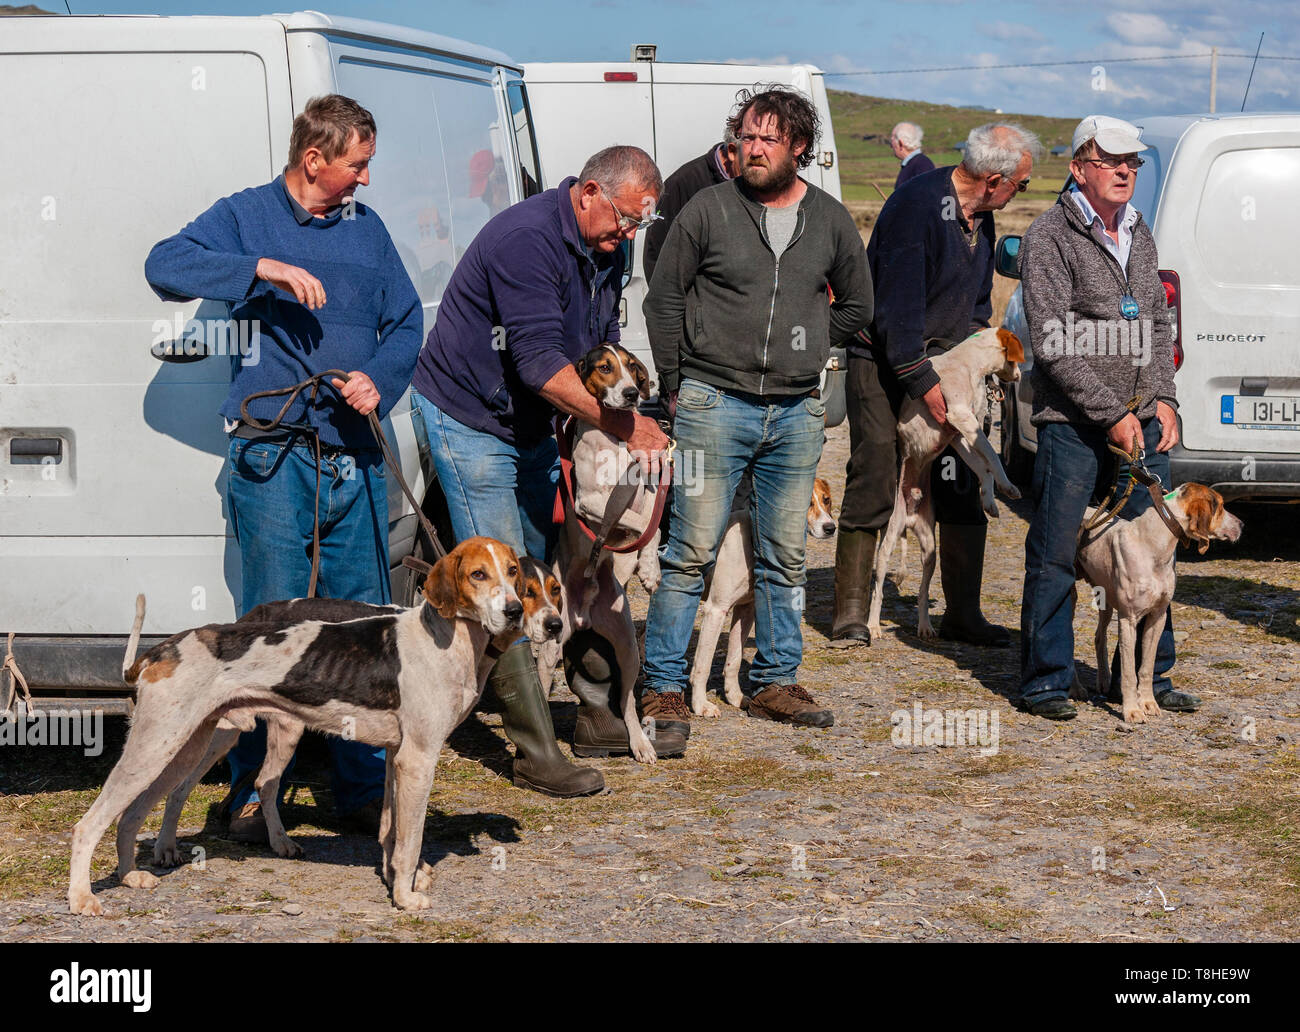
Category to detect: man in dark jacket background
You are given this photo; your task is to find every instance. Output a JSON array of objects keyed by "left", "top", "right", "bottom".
[
  {"left": 643, "top": 134, "right": 740, "bottom": 284},
  {"left": 832, "top": 123, "right": 1041, "bottom": 646},
  {"left": 410, "top": 145, "right": 670, "bottom": 795},
  {"left": 642, "top": 86, "right": 871, "bottom": 737},
  {"left": 890, "top": 121, "right": 935, "bottom": 190}
]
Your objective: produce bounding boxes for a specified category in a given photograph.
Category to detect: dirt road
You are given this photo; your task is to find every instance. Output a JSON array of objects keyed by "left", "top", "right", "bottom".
[{"left": 3, "top": 421, "right": 1297, "bottom": 943}]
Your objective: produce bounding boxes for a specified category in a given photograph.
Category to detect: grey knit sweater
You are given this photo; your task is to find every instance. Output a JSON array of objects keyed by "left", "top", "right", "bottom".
[{"left": 1020, "top": 192, "right": 1177, "bottom": 429}]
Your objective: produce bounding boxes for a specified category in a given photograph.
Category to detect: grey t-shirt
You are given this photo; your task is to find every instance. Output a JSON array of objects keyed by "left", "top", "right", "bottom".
[{"left": 765, "top": 199, "right": 800, "bottom": 258}]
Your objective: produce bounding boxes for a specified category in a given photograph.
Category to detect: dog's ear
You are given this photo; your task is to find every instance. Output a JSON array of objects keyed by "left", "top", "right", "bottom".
[
  {"left": 423, "top": 551, "right": 462, "bottom": 618},
  {"left": 1180, "top": 484, "right": 1215, "bottom": 555},
  {"left": 627, "top": 353, "right": 651, "bottom": 399},
  {"left": 997, "top": 328, "right": 1025, "bottom": 364},
  {"left": 576, "top": 348, "right": 601, "bottom": 383}
]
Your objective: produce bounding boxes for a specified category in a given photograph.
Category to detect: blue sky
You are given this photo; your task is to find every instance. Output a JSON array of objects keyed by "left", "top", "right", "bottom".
[{"left": 51, "top": 1, "right": 1300, "bottom": 118}]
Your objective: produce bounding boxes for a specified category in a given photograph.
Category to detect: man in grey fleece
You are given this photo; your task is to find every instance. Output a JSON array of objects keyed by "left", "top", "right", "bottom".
[
  {"left": 1018, "top": 114, "right": 1196, "bottom": 720},
  {"left": 641, "top": 86, "right": 871, "bottom": 737}
]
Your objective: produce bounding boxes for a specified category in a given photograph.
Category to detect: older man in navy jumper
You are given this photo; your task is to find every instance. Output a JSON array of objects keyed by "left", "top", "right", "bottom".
[
  {"left": 410, "top": 146, "right": 668, "bottom": 797},
  {"left": 890, "top": 122, "right": 936, "bottom": 191},
  {"left": 145, "top": 95, "right": 423, "bottom": 841},
  {"left": 832, "top": 124, "right": 1041, "bottom": 646}
]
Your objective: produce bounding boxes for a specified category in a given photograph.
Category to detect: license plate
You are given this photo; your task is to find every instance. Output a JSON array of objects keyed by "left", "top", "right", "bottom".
[{"left": 1221, "top": 395, "right": 1300, "bottom": 430}]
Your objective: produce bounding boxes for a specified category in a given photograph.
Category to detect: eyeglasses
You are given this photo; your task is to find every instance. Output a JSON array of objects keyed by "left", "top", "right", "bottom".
[
  {"left": 1082, "top": 156, "right": 1145, "bottom": 171},
  {"left": 601, "top": 186, "right": 662, "bottom": 233},
  {"left": 995, "top": 174, "right": 1031, "bottom": 193}
]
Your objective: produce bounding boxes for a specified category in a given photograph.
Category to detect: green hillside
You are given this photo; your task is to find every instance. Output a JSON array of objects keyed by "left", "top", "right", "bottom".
[{"left": 829, "top": 90, "right": 1080, "bottom": 203}]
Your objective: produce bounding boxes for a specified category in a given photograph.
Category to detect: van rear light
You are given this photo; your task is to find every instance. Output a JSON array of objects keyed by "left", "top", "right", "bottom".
[
  {"left": 1159, "top": 269, "right": 1182, "bottom": 371},
  {"left": 603, "top": 72, "right": 637, "bottom": 82}
]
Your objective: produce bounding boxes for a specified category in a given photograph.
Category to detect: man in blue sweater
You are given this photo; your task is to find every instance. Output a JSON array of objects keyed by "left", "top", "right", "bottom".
[
  {"left": 833, "top": 124, "right": 1040, "bottom": 646},
  {"left": 890, "top": 122, "right": 936, "bottom": 191},
  {"left": 145, "top": 95, "right": 423, "bottom": 840},
  {"left": 411, "top": 146, "right": 670, "bottom": 796}
]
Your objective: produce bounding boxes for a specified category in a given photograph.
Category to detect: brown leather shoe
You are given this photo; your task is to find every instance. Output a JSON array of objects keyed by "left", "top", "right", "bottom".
[
  {"left": 228, "top": 801, "right": 270, "bottom": 844},
  {"left": 742, "top": 684, "right": 834, "bottom": 728},
  {"left": 638, "top": 689, "right": 691, "bottom": 739}
]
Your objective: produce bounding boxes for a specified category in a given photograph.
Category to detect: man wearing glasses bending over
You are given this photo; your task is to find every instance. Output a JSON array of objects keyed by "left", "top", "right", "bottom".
[
  {"left": 410, "top": 146, "right": 668, "bottom": 795},
  {"left": 833, "top": 123, "right": 1041, "bottom": 647},
  {"left": 1018, "top": 115, "right": 1187, "bottom": 720}
]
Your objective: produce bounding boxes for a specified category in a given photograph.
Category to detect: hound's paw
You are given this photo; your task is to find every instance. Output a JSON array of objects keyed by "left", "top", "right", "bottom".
[
  {"left": 724, "top": 688, "right": 744, "bottom": 709},
  {"left": 394, "top": 890, "right": 434, "bottom": 911},
  {"left": 632, "top": 740, "right": 658, "bottom": 764},
  {"left": 1002, "top": 483, "right": 1022, "bottom": 501},
  {"left": 692, "top": 696, "right": 721, "bottom": 718},
  {"left": 916, "top": 618, "right": 937, "bottom": 640},
  {"left": 121, "top": 870, "right": 159, "bottom": 890},
  {"left": 69, "top": 892, "right": 104, "bottom": 917},
  {"left": 414, "top": 862, "right": 436, "bottom": 894},
  {"left": 1124, "top": 707, "right": 1147, "bottom": 724},
  {"left": 153, "top": 841, "right": 182, "bottom": 867},
  {"left": 982, "top": 499, "right": 1001, "bottom": 518},
  {"left": 1142, "top": 699, "right": 1162, "bottom": 717},
  {"left": 866, "top": 623, "right": 884, "bottom": 644},
  {"left": 270, "top": 835, "right": 304, "bottom": 859}
]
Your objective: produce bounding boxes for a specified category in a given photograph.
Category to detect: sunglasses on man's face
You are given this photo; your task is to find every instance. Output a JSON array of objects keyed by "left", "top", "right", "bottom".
[
  {"left": 994, "top": 174, "right": 1031, "bottom": 193},
  {"left": 1081, "top": 155, "right": 1145, "bottom": 171}
]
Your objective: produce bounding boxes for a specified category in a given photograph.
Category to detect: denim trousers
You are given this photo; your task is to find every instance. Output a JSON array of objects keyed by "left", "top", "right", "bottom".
[
  {"left": 224, "top": 435, "right": 390, "bottom": 815},
  {"left": 643, "top": 378, "right": 825, "bottom": 696},
  {"left": 409, "top": 389, "right": 560, "bottom": 561},
  {"left": 1019, "top": 416, "right": 1176, "bottom": 703}
]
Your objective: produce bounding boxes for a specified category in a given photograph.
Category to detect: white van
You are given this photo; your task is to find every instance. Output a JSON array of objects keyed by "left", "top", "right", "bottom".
[
  {"left": 997, "top": 112, "right": 1300, "bottom": 500},
  {"left": 524, "top": 53, "right": 848, "bottom": 422},
  {"left": 0, "top": 12, "right": 542, "bottom": 709}
]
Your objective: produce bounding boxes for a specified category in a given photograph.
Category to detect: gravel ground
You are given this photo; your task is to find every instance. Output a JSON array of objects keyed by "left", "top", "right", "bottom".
[{"left": 2, "top": 420, "right": 1298, "bottom": 942}]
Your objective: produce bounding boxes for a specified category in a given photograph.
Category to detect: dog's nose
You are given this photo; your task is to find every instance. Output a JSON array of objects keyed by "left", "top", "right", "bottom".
[
  {"left": 505, "top": 599, "right": 523, "bottom": 622},
  {"left": 544, "top": 615, "right": 563, "bottom": 637},
  {"left": 621, "top": 386, "right": 640, "bottom": 404},
  {"left": 821, "top": 522, "right": 837, "bottom": 536}
]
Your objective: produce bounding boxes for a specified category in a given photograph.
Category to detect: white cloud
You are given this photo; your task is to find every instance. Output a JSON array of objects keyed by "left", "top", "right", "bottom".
[
  {"left": 1105, "top": 12, "right": 1181, "bottom": 48},
  {"left": 979, "top": 21, "right": 1047, "bottom": 44}
]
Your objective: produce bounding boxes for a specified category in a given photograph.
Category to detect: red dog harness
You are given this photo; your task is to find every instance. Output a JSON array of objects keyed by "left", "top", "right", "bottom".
[{"left": 552, "top": 415, "right": 673, "bottom": 555}]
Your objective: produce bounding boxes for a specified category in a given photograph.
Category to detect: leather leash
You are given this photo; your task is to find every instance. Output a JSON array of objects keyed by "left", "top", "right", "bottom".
[{"left": 240, "top": 371, "right": 447, "bottom": 598}]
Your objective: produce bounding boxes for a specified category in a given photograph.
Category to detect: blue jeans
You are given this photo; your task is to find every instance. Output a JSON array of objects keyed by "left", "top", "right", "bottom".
[
  {"left": 224, "top": 435, "right": 390, "bottom": 816},
  {"left": 1019, "top": 417, "right": 1176, "bottom": 703},
  {"left": 409, "top": 389, "right": 559, "bottom": 560},
  {"left": 643, "top": 379, "right": 825, "bottom": 696}
]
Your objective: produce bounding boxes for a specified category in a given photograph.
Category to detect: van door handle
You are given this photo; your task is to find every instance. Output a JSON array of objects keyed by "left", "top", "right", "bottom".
[{"left": 10, "top": 437, "right": 63, "bottom": 464}]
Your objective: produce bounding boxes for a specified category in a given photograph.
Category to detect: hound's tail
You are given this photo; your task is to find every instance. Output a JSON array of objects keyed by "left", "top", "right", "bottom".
[{"left": 122, "top": 594, "right": 146, "bottom": 683}]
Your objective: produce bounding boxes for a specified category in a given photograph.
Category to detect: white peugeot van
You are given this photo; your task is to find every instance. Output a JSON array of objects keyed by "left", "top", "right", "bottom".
[
  {"left": 0, "top": 12, "right": 542, "bottom": 710},
  {"left": 524, "top": 52, "right": 849, "bottom": 423},
  {"left": 997, "top": 113, "right": 1300, "bottom": 500}
]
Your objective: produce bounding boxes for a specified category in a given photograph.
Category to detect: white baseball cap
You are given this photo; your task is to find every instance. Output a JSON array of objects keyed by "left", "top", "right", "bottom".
[{"left": 1071, "top": 115, "right": 1147, "bottom": 157}]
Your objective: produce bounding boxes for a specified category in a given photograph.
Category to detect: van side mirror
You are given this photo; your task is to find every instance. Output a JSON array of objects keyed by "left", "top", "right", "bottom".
[{"left": 995, "top": 235, "right": 1022, "bottom": 280}]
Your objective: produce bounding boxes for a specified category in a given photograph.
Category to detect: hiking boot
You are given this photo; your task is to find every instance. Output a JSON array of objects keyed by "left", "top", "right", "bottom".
[
  {"left": 567, "top": 630, "right": 686, "bottom": 758},
  {"left": 741, "top": 684, "right": 834, "bottom": 728},
  {"left": 1020, "top": 696, "right": 1078, "bottom": 720},
  {"left": 491, "top": 641, "right": 605, "bottom": 798},
  {"left": 938, "top": 523, "right": 1011, "bottom": 647},
  {"left": 228, "top": 802, "right": 270, "bottom": 844},
  {"left": 638, "top": 689, "right": 692, "bottom": 739},
  {"left": 831, "top": 528, "right": 875, "bottom": 643}
]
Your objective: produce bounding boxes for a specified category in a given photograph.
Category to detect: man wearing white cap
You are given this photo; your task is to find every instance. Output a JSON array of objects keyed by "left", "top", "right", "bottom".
[{"left": 1017, "top": 115, "right": 1193, "bottom": 720}]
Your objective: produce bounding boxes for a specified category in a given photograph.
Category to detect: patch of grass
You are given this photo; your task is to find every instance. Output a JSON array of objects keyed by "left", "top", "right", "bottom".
[
  {"left": 794, "top": 743, "right": 827, "bottom": 761},
  {"left": 1211, "top": 661, "right": 1242, "bottom": 670},
  {"left": 394, "top": 916, "right": 485, "bottom": 941},
  {"left": 954, "top": 751, "right": 1032, "bottom": 778},
  {"left": 949, "top": 901, "right": 1035, "bottom": 934}
]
